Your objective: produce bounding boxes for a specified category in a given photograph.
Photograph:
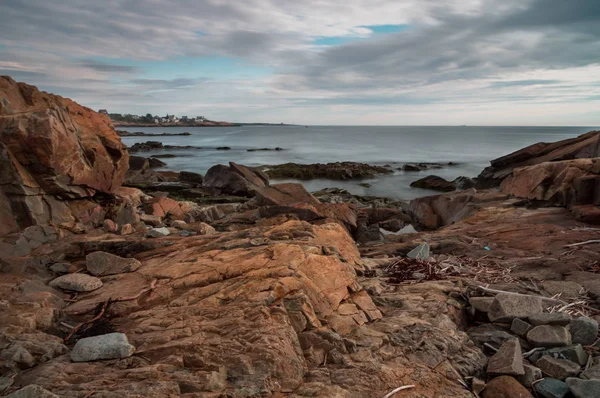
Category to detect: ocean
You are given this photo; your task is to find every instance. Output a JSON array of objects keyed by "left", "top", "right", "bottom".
[{"left": 119, "top": 125, "right": 598, "bottom": 201}]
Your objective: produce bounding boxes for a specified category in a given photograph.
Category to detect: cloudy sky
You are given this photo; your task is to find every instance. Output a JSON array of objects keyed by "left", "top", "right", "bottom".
[{"left": 1, "top": 0, "right": 599, "bottom": 125}]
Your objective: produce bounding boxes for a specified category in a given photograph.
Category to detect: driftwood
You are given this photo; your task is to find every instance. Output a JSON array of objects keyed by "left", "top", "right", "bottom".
[
  {"left": 381, "top": 385, "right": 416, "bottom": 398},
  {"left": 565, "top": 240, "right": 600, "bottom": 248}
]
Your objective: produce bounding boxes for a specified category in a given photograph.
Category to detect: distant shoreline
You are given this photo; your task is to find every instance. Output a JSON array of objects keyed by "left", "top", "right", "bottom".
[{"left": 113, "top": 121, "right": 298, "bottom": 128}]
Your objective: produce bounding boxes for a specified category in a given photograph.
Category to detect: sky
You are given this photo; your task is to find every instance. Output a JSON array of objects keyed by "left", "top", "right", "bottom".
[{"left": 0, "top": 0, "right": 599, "bottom": 125}]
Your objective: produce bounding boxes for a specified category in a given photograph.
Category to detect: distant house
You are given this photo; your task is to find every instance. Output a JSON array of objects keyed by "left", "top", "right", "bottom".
[{"left": 98, "top": 109, "right": 108, "bottom": 115}]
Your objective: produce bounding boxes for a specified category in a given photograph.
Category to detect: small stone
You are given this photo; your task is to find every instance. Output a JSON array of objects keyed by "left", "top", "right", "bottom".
[
  {"left": 581, "top": 364, "right": 600, "bottom": 379},
  {"left": 472, "top": 378, "right": 486, "bottom": 395},
  {"left": 518, "top": 363, "right": 542, "bottom": 388},
  {"left": 139, "top": 214, "right": 163, "bottom": 227},
  {"left": 184, "top": 213, "right": 195, "bottom": 223},
  {"left": 529, "top": 313, "right": 572, "bottom": 326},
  {"left": 119, "top": 223, "right": 135, "bottom": 235},
  {"left": 171, "top": 220, "right": 187, "bottom": 229},
  {"left": 511, "top": 318, "right": 533, "bottom": 337},
  {"left": 536, "top": 356, "right": 581, "bottom": 380},
  {"left": 543, "top": 345, "right": 589, "bottom": 366},
  {"left": 533, "top": 378, "right": 571, "bottom": 398},
  {"left": 49, "top": 274, "right": 102, "bottom": 292},
  {"left": 527, "top": 325, "right": 572, "bottom": 347},
  {"left": 566, "top": 377, "right": 600, "bottom": 398},
  {"left": 86, "top": 251, "right": 141, "bottom": 276},
  {"left": 102, "top": 219, "right": 118, "bottom": 233},
  {"left": 406, "top": 242, "right": 430, "bottom": 260},
  {"left": 49, "top": 262, "right": 72, "bottom": 274},
  {"left": 179, "top": 230, "right": 191, "bottom": 237},
  {"left": 487, "top": 338, "right": 525, "bottom": 376},
  {"left": 412, "top": 272, "right": 426, "bottom": 280},
  {"left": 569, "top": 317, "right": 598, "bottom": 346},
  {"left": 488, "top": 293, "right": 544, "bottom": 323},
  {"left": 71, "top": 333, "right": 135, "bottom": 362},
  {"left": 146, "top": 227, "right": 170, "bottom": 237},
  {"left": 469, "top": 296, "right": 495, "bottom": 313},
  {"left": 481, "top": 376, "right": 533, "bottom": 398},
  {"left": 5, "top": 385, "right": 60, "bottom": 398}
]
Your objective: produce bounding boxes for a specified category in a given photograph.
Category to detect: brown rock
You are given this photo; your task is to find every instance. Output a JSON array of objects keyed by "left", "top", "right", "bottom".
[
  {"left": 203, "top": 162, "right": 267, "bottom": 196},
  {"left": 487, "top": 339, "right": 525, "bottom": 376},
  {"left": 255, "top": 183, "right": 320, "bottom": 207},
  {"left": 536, "top": 356, "right": 581, "bottom": 380},
  {"left": 102, "top": 219, "right": 118, "bottom": 233},
  {"left": 119, "top": 223, "right": 135, "bottom": 235},
  {"left": 481, "top": 376, "right": 533, "bottom": 398},
  {"left": 143, "top": 196, "right": 185, "bottom": 220},
  {"left": 410, "top": 175, "right": 456, "bottom": 192}
]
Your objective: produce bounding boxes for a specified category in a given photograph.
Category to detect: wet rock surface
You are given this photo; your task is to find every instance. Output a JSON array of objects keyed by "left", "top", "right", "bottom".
[{"left": 261, "top": 161, "right": 393, "bottom": 180}]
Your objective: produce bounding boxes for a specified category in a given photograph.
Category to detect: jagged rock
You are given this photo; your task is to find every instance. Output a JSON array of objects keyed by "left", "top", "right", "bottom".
[
  {"left": 103, "top": 219, "right": 118, "bottom": 233},
  {"left": 255, "top": 183, "right": 320, "bottom": 207},
  {"left": 511, "top": 318, "right": 533, "bottom": 337},
  {"left": 488, "top": 293, "right": 544, "bottom": 323},
  {"left": 569, "top": 317, "right": 598, "bottom": 346},
  {"left": 529, "top": 313, "right": 572, "bottom": 326},
  {"left": 406, "top": 243, "right": 430, "bottom": 260},
  {"left": 481, "top": 376, "right": 533, "bottom": 398},
  {"left": 533, "top": 378, "right": 571, "bottom": 398},
  {"left": 5, "top": 385, "right": 60, "bottom": 398},
  {"left": 541, "top": 345, "right": 589, "bottom": 366},
  {"left": 71, "top": 333, "right": 135, "bottom": 362},
  {"left": 566, "top": 377, "right": 600, "bottom": 398},
  {"left": 487, "top": 339, "right": 525, "bottom": 376},
  {"left": 518, "top": 363, "right": 542, "bottom": 388},
  {"left": 86, "top": 251, "right": 141, "bottom": 276},
  {"left": 48, "top": 274, "right": 102, "bottom": 292},
  {"left": 146, "top": 227, "right": 170, "bottom": 237},
  {"left": 528, "top": 325, "right": 572, "bottom": 347},
  {"left": 410, "top": 175, "right": 456, "bottom": 192},
  {"left": 536, "top": 356, "right": 581, "bottom": 380}
]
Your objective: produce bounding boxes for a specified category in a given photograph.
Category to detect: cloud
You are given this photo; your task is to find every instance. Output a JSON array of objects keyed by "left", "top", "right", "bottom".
[
  {"left": 78, "top": 60, "right": 139, "bottom": 73},
  {"left": 488, "top": 80, "right": 563, "bottom": 88}
]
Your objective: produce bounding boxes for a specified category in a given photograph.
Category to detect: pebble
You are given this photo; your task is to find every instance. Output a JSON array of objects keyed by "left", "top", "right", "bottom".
[
  {"left": 147, "top": 227, "right": 170, "bottom": 237},
  {"left": 49, "top": 274, "right": 102, "bottom": 292},
  {"left": 71, "top": 333, "right": 135, "bottom": 362}
]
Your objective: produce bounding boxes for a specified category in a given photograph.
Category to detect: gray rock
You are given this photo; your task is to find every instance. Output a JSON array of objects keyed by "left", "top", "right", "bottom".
[
  {"left": 397, "top": 224, "right": 417, "bottom": 234},
  {"left": 518, "top": 363, "right": 542, "bottom": 388},
  {"left": 569, "top": 317, "right": 598, "bottom": 346},
  {"left": 49, "top": 274, "right": 102, "bottom": 292},
  {"left": 469, "top": 296, "right": 494, "bottom": 313},
  {"left": 541, "top": 281, "right": 584, "bottom": 300},
  {"left": 543, "top": 345, "right": 589, "bottom": 366},
  {"left": 566, "top": 377, "right": 600, "bottom": 398},
  {"left": 71, "top": 333, "right": 135, "bottom": 362},
  {"left": 528, "top": 325, "right": 572, "bottom": 347},
  {"left": 533, "top": 378, "right": 571, "bottom": 398},
  {"left": 86, "top": 251, "right": 141, "bottom": 276},
  {"left": 468, "top": 324, "right": 523, "bottom": 348},
  {"left": 529, "top": 313, "right": 572, "bottom": 326},
  {"left": 488, "top": 293, "right": 544, "bottom": 323},
  {"left": 581, "top": 364, "right": 600, "bottom": 380},
  {"left": 5, "top": 385, "right": 60, "bottom": 398},
  {"left": 49, "top": 262, "right": 71, "bottom": 274},
  {"left": 406, "top": 243, "right": 430, "bottom": 260},
  {"left": 536, "top": 356, "right": 581, "bottom": 380},
  {"left": 146, "top": 227, "right": 170, "bottom": 237},
  {"left": 511, "top": 318, "right": 533, "bottom": 337},
  {"left": 487, "top": 338, "right": 525, "bottom": 376},
  {"left": 179, "top": 230, "right": 192, "bottom": 237}
]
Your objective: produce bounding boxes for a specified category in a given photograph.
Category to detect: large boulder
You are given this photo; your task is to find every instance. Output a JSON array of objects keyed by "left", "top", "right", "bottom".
[
  {"left": 478, "top": 130, "right": 600, "bottom": 187},
  {"left": 0, "top": 76, "right": 128, "bottom": 237},
  {"left": 203, "top": 162, "right": 268, "bottom": 196}
]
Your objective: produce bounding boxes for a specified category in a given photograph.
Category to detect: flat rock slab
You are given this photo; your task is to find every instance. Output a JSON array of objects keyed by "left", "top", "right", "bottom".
[
  {"left": 528, "top": 325, "right": 572, "bottom": 347},
  {"left": 488, "top": 293, "right": 544, "bottom": 323},
  {"left": 536, "top": 356, "right": 581, "bottom": 380},
  {"left": 86, "top": 251, "right": 141, "bottom": 276},
  {"left": 71, "top": 333, "right": 135, "bottom": 362},
  {"left": 569, "top": 317, "right": 598, "bottom": 346},
  {"left": 533, "top": 378, "right": 571, "bottom": 398},
  {"left": 5, "top": 385, "right": 60, "bottom": 398},
  {"left": 529, "top": 313, "right": 572, "bottom": 326},
  {"left": 406, "top": 242, "right": 430, "bottom": 260},
  {"left": 487, "top": 338, "right": 525, "bottom": 376},
  {"left": 146, "top": 227, "right": 170, "bottom": 237},
  {"left": 566, "top": 377, "right": 600, "bottom": 398},
  {"left": 481, "top": 375, "right": 533, "bottom": 398},
  {"left": 49, "top": 273, "right": 102, "bottom": 292}
]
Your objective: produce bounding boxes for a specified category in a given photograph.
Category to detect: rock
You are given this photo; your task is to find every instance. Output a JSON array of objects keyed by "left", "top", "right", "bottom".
[
  {"left": 49, "top": 262, "right": 72, "bottom": 274},
  {"left": 536, "top": 356, "right": 581, "bottom": 380},
  {"left": 528, "top": 313, "right": 572, "bottom": 326},
  {"left": 203, "top": 162, "right": 268, "bottom": 196},
  {"left": 184, "top": 222, "right": 216, "bottom": 235},
  {"left": 263, "top": 161, "right": 392, "bottom": 180},
  {"left": 470, "top": 296, "right": 495, "bottom": 313},
  {"left": 5, "top": 385, "right": 60, "bottom": 398},
  {"left": 179, "top": 230, "right": 191, "bottom": 237},
  {"left": 70, "top": 333, "right": 135, "bottom": 362},
  {"left": 566, "top": 377, "right": 600, "bottom": 398},
  {"left": 481, "top": 375, "right": 533, "bottom": 398},
  {"left": 255, "top": 183, "right": 320, "bottom": 207},
  {"left": 477, "top": 130, "right": 600, "bottom": 188},
  {"left": 119, "top": 223, "right": 135, "bottom": 235},
  {"left": 179, "top": 171, "right": 203, "bottom": 185},
  {"left": 171, "top": 220, "right": 187, "bottom": 229},
  {"left": 148, "top": 157, "right": 166, "bottom": 168},
  {"left": 396, "top": 224, "right": 418, "bottom": 234},
  {"left": 541, "top": 281, "right": 584, "bottom": 299},
  {"left": 518, "top": 363, "right": 542, "bottom": 388},
  {"left": 487, "top": 339, "right": 525, "bottom": 376},
  {"left": 86, "top": 251, "right": 141, "bottom": 276},
  {"left": 581, "top": 364, "right": 600, "bottom": 379},
  {"left": 472, "top": 378, "right": 486, "bottom": 395},
  {"left": 49, "top": 274, "right": 102, "bottom": 292},
  {"left": 140, "top": 214, "right": 163, "bottom": 227},
  {"left": 406, "top": 243, "right": 430, "bottom": 260},
  {"left": 184, "top": 213, "right": 195, "bottom": 223},
  {"left": 511, "top": 318, "right": 533, "bottom": 337},
  {"left": 0, "top": 77, "right": 128, "bottom": 237},
  {"left": 143, "top": 196, "right": 185, "bottom": 220},
  {"left": 410, "top": 175, "right": 456, "bottom": 192},
  {"left": 569, "top": 317, "right": 598, "bottom": 346},
  {"left": 528, "top": 325, "right": 572, "bottom": 347},
  {"left": 102, "top": 219, "right": 118, "bottom": 233},
  {"left": 147, "top": 227, "right": 170, "bottom": 237},
  {"left": 541, "top": 345, "right": 589, "bottom": 366},
  {"left": 468, "top": 324, "right": 522, "bottom": 348},
  {"left": 488, "top": 293, "right": 544, "bottom": 323},
  {"left": 533, "top": 378, "right": 571, "bottom": 398},
  {"left": 125, "top": 155, "right": 167, "bottom": 184},
  {"left": 453, "top": 176, "right": 476, "bottom": 190}
]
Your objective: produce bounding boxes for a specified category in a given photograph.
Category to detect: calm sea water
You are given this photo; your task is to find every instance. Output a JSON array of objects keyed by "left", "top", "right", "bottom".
[{"left": 119, "top": 125, "right": 598, "bottom": 200}]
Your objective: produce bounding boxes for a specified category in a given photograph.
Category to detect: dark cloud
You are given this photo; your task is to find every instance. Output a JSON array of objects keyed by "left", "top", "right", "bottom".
[
  {"left": 79, "top": 60, "right": 139, "bottom": 73},
  {"left": 130, "top": 78, "right": 206, "bottom": 89}
]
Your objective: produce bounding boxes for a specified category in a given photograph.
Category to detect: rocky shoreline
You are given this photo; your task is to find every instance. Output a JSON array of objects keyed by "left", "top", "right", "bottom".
[{"left": 2, "top": 76, "right": 600, "bottom": 397}]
